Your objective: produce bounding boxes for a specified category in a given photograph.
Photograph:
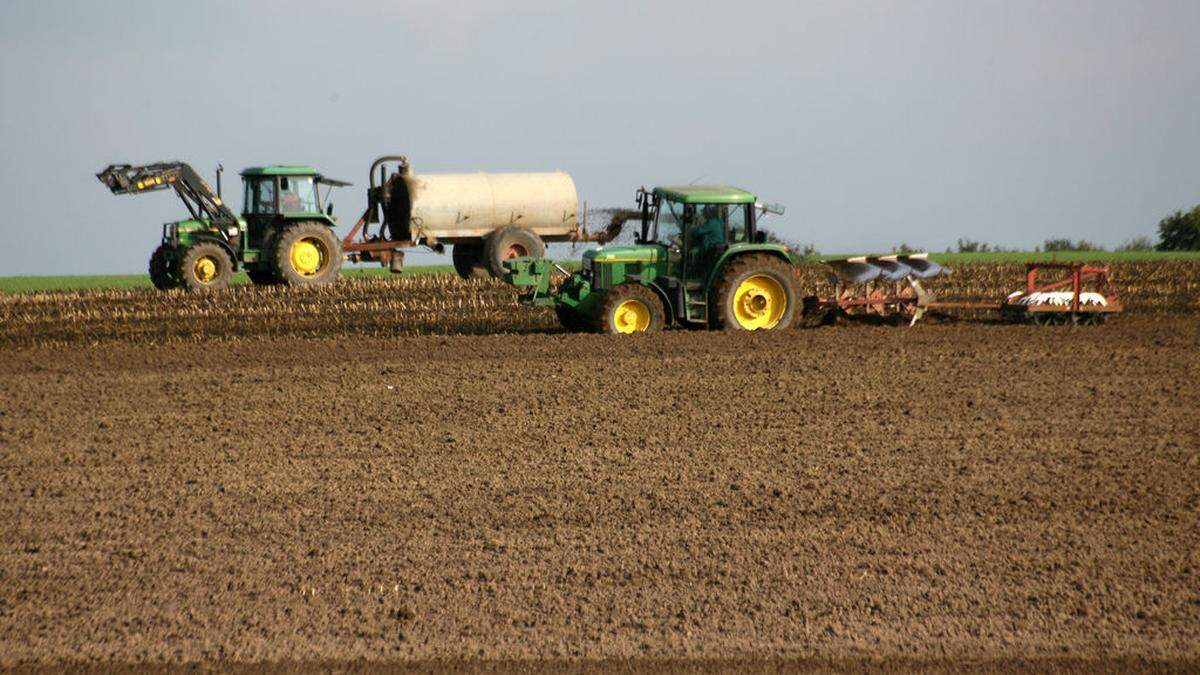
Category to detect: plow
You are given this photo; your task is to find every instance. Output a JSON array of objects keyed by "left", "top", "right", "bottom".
[{"left": 802, "top": 257, "right": 1123, "bottom": 326}]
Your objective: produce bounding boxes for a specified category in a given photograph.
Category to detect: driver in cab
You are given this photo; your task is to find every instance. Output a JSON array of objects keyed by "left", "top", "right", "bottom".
[
  {"left": 280, "top": 184, "right": 302, "bottom": 212},
  {"left": 690, "top": 204, "right": 725, "bottom": 267}
]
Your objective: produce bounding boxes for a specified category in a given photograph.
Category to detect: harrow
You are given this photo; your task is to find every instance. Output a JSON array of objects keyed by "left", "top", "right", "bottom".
[{"left": 802, "top": 256, "right": 1122, "bottom": 326}]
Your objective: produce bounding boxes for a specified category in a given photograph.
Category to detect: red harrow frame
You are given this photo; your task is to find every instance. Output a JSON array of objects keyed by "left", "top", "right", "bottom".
[{"left": 802, "top": 257, "right": 1123, "bottom": 326}]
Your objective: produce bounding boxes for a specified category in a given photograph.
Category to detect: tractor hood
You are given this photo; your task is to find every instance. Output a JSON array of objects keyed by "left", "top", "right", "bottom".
[
  {"left": 172, "top": 217, "right": 248, "bottom": 233},
  {"left": 584, "top": 245, "right": 662, "bottom": 264}
]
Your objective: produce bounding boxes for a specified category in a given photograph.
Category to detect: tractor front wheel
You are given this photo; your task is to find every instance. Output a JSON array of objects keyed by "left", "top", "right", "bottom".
[
  {"left": 273, "top": 221, "right": 342, "bottom": 286},
  {"left": 596, "top": 284, "right": 665, "bottom": 334},
  {"left": 712, "top": 254, "right": 797, "bottom": 331},
  {"left": 148, "top": 244, "right": 181, "bottom": 291},
  {"left": 177, "top": 242, "right": 233, "bottom": 292}
]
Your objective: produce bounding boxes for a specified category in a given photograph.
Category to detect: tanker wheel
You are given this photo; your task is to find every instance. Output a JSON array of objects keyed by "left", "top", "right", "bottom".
[
  {"left": 555, "top": 305, "right": 592, "bottom": 333},
  {"left": 177, "top": 242, "right": 233, "bottom": 292},
  {"left": 712, "top": 254, "right": 797, "bottom": 331},
  {"left": 596, "top": 284, "right": 664, "bottom": 334},
  {"left": 452, "top": 243, "right": 489, "bottom": 280},
  {"left": 273, "top": 221, "right": 342, "bottom": 286},
  {"left": 148, "top": 244, "right": 181, "bottom": 291},
  {"left": 483, "top": 226, "right": 545, "bottom": 278}
]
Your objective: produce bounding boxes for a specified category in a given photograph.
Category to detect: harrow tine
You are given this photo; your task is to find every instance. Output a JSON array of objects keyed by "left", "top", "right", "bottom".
[{"left": 824, "top": 256, "right": 882, "bottom": 283}]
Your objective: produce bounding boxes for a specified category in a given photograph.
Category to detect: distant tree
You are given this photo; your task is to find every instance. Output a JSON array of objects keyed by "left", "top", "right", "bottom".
[
  {"left": 891, "top": 243, "right": 918, "bottom": 254},
  {"left": 956, "top": 238, "right": 990, "bottom": 253},
  {"left": 1043, "top": 238, "right": 1103, "bottom": 252},
  {"left": 1156, "top": 206, "right": 1200, "bottom": 251},
  {"left": 1116, "top": 235, "right": 1155, "bottom": 252}
]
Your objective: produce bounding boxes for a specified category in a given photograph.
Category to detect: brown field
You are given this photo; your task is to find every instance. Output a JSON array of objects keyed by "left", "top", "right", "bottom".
[{"left": 1, "top": 263, "right": 1198, "bottom": 670}]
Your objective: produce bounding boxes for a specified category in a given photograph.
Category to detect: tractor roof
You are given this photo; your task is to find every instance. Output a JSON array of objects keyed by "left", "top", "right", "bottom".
[
  {"left": 241, "top": 165, "right": 320, "bottom": 177},
  {"left": 654, "top": 185, "right": 756, "bottom": 204}
]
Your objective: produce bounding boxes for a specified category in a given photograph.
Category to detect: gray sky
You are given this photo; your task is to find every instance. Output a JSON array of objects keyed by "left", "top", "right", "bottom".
[{"left": 1, "top": 0, "right": 1198, "bottom": 275}]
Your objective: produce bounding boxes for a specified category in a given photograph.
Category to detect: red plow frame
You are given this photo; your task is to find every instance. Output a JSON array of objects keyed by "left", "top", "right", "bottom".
[{"left": 994, "top": 262, "right": 1123, "bottom": 325}]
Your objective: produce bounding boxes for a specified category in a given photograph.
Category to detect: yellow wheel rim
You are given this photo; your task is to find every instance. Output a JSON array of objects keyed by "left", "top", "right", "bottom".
[
  {"left": 290, "top": 237, "right": 326, "bottom": 276},
  {"left": 733, "top": 274, "right": 787, "bottom": 330},
  {"left": 193, "top": 256, "right": 218, "bottom": 283},
  {"left": 613, "top": 299, "right": 651, "bottom": 333}
]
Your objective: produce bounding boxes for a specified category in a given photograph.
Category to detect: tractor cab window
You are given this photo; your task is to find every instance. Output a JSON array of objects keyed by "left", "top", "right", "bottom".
[
  {"left": 687, "top": 203, "right": 733, "bottom": 271},
  {"left": 244, "top": 177, "right": 276, "bottom": 215},
  {"left": 279, "top": 176, "right": 318, "bottom": 213},
  {"left": 726, "top": 205, "right": 749, "bottom": 243},
  {"left": 653, "top": 198, "right": 686, "bottom": 249}
]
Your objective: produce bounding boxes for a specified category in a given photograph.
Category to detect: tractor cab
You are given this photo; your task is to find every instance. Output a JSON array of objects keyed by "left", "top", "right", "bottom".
[
  {"left": 241, "top": 164, "right": 348, "bottom": 224},
  {"left": 636, "top": 185, "right": 763, "bottom": 291}
]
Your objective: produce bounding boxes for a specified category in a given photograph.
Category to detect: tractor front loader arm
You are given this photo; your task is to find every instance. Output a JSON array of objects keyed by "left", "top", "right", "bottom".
[{"left": 97, "top": 162, "right": 239, "bottom": 228}]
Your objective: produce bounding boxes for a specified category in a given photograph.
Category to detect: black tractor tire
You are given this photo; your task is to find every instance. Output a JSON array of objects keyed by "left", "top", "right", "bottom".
[
  {"left": 177, "top": 242, "right": 233, "bottom": 292},
  {"left": 595, "top": 283, "right": 665, "bottom": 334},
  {"left": 148, "top": 244, "right": 181, "bottom": 291},
  {"left": 483, "top": 226, "right": 545, "bottom": 278},
  {"left": 249, "top": 230, "right": 281, "bottom": 286},
  {"left": 246, "top": 268, "right": 280, "bottom": 286},
  {"left": 272, "top": 221, "right": 342, "bottom": 286},
  {"left": 555, "top": 305, "right": 593, "bottom": 333},
  {"left": 452, "top": 243, "right": 490, "bottom": 280},
  {"left": 711, "top": 253, "right": 797, "bottom": 331}
]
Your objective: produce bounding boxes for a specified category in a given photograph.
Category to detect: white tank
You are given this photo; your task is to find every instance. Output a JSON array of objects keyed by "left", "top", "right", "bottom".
[{"left": 399, "top": 171, "right": 579, "bottom": 242}]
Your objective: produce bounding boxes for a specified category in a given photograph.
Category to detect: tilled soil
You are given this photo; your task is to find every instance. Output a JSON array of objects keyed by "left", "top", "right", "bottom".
[{"left": 1, "top": 317, "right": 1198, "bottom": 669}]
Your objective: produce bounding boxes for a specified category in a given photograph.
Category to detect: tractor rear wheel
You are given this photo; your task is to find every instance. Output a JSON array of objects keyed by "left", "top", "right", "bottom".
[
  {"left": 712, "top": 254, "right": 797, "bottom": 331},
  {"left": 596, "top": 283, "right": 665, "bottom": 334},
  {"left": 272, "top": 221, "right": 342, "bottom": 286},
  {"left": 177, "top": 242, "right": 233, "bottom": 292},
  {"left": 483, "top": 226, "right": 545, "bottom": 278},
  {"left": 148, "top": 244, "right": 181, "bottom": 290},
  {"left": 452, "top": 243, "right": 489, "bottom": 279}
]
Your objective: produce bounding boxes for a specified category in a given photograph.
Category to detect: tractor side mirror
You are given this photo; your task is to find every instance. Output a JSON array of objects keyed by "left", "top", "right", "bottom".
[{"left": 326, "top": 203, "right": 334, "bottom": 216}]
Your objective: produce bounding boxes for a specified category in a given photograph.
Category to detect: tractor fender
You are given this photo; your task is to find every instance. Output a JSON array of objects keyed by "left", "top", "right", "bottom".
[{"left": 704, "top": 246, "right": 793, "bottom": 291}]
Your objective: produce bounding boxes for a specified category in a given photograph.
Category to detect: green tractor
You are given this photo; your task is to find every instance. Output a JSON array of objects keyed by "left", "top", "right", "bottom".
[
  {"left": 97, "top": 162, "right": 349, "bottom": 291},
  {"left": 505, "top": 185, "right": 797, "bottom": 333}
]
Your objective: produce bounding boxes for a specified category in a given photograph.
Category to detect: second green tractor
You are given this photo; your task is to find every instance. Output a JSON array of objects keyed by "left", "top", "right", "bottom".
[
  {"left": 97, "top": 162, "right": 347, "bottom": 291},
  {"left": 506, "top": 185, "right": 797, "bottom": 333}
]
